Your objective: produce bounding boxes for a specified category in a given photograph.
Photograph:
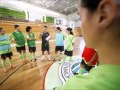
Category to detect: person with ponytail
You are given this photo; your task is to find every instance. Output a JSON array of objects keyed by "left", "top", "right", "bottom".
[{"left": 63, "top": 27, "right": 75, "bottom": 63}]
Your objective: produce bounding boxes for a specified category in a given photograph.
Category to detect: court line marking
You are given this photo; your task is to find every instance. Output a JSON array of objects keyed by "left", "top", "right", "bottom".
[
  {"left": 42, "top": 61, "right": 55, "bottom": 90},
  {"left": 0, "top": 55, "right": 42, "bottom": 86}
]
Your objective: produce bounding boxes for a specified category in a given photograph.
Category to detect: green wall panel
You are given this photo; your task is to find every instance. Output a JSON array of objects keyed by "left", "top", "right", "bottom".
[{"left": 0, "top": 7, "right": 26, "bottom": 19}]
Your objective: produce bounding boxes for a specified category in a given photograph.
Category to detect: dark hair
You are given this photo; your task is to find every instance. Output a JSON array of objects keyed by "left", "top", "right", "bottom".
[
  {"left": 14, "top": 25, "right": 19, "bottom": 29},
  {"left": 80, "top": 0, "right": 101, "bottom": 12},
  {"left": 26, "top": 26, "right": 32, "bottom": 32},
  {"left": 44, "top": 26, "right": 48, "bottom": 28},
  {"left": 56, "top": 27, "right": 62, "bottom": 31},
  {"left": 0, "top": 28, "right": 3, "bottom": 32},
  {"left": 66, "top": 28, "right": 74, "bottom": 35}
]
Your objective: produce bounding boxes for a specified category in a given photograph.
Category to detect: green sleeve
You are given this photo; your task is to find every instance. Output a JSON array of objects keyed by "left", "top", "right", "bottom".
[
  {"left": 63, "top": 33, "right": 67, "bottom": 39},
  {"left": 55, "top": 75, "right": 87, "bottom": 90},
  {"left": 0, "top": 41, "right": 11, "bottom": 45},
  {"left": 26, "top": 34, "right": 29, "bottom": 39},
  {"left": 72, "top": 37, "right": 75, "bottom": 43},
  {"left": 9, "top": 33, "right": 14, "bottom": 40}
]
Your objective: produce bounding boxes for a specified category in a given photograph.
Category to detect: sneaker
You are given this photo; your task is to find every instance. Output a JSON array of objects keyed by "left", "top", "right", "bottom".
[
  {"left": 3, "top": 68, "right": 8, "bottom": 73},
  {"left": 41, "top": 56, "right": 44, "bottom": 61}
]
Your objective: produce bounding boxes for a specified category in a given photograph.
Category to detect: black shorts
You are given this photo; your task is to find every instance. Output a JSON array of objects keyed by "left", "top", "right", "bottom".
[
  {"left": 55, "top": 46, "right": 64, "bottom": 52},
  {"left": 29, "top": 46, "right": 36, "bottom": 52},
  {"left": 81, "top": 59, "right": 94, "bottom": 72},
  {"left": 64, "top": 50, "right": 73, "bottom": 56},
  {"left": 16, "top": 46, "right": 26, "bottom": 52},
  {"left": 1, "top": 52, "right": 13, "bottom": 59},
  {"left": 41, "top": 43, "right": 49, "bottom": 51}
]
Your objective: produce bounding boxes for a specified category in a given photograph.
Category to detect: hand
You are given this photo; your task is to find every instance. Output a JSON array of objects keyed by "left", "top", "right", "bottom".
[{"left": 87, "top": 61, "right": 93, "bottom": 66}]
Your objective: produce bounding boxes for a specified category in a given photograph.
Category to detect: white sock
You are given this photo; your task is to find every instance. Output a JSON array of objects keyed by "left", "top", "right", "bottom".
[{"left": 48, "top": 55, "right": 51, "bottom": 60}]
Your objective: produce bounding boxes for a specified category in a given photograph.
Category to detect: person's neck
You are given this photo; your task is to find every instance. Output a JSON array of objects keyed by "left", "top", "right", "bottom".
[
  {"left": 16, "top": 30, "right": 20, "bottom": 32},
  {"left": 98, "top": 42, "right": 120, "bottom": 65}
]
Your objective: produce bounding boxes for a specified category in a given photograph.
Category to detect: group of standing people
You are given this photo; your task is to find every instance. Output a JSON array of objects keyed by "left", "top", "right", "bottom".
[{"left": 0, "top": 25, "right": 75, "bottom": 72}]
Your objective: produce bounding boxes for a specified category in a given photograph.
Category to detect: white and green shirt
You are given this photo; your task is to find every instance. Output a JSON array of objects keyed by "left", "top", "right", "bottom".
[
  {"left": 26, "top": 33, "right": 36, "bottom": 47},
  {"left": 0, "top": 34, "right": 11, "bottom": 54},
  {"left": 10, "top": 31, "right": 25, "bottom": 47},
  {"left": 65, "top": 35, "right": 75, "bottom": 51}
]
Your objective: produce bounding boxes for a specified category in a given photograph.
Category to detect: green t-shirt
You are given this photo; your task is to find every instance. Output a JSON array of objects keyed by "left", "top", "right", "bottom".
[
  {"left": 10, "top": 31, "right": 25, "bottom": 47},
  {"left": 65, "top": 35, "right": 75, "bottom": 51},
  {"left": 26, "top": 33, "right": 36, "bottom": 47},
  {"left": 56, "top": 65, "right": 120, "bottom": 90}
]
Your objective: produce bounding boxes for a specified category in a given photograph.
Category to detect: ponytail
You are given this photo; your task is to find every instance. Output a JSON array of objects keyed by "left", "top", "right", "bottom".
[{"left": 66, "top": 28, "right": 74, "bottom": 35}]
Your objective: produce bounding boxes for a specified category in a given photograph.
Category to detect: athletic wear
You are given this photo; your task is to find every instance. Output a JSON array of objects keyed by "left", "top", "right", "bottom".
[
  {"left": 41, "top": 32, "right": 49, "bottom": 44},
  {"left": 65, "top": 35, "right": 75, "bottom": 51},
  {"left": 11, "top": 31, "right": 25, "bottom": 47},
  {"left": 41, "top": 55, "right": 44, "bottom": 60},
  {"left": 55, "top": 65, "right": 120, "bottom": 90},
  {"left": 0, "top": 35, "right": 12, "bottom": 55},
  {"left": 16, "top": 46, "right": 26, "bottom": 52},
  {"left": 55, "top": 33, "right": 64, "bottom": 46},
  {"left": 64, "top": 50, "right": 73, "bottom": 56},
  {"left": 42, "top": 44, "right": 49, "bottom": 51},
  {"left": 1, "top": 52, "right": 13, "bottom": 59},
  {"left": 41, "top": 32, "right": 50, "bottom": 51},
  {"left": 55, "top": 46, "right": 64, "bottom": 52},
  {"left": 26, "top": 33, "right": 36, "bottom": 47},
  {"left": 28, "top": 46, "right": 36, "bottom": 52}
]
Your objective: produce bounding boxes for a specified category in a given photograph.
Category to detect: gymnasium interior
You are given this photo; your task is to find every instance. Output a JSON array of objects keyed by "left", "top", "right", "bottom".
[{"left": 0, "top": 0, "right": 120, "bottom": 90}]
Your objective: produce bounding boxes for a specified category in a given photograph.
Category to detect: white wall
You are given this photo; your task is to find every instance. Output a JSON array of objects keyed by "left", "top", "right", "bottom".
[
  {"left": 67, "top": 12, "right": 80, "bottom": 29},
  {"left": 75, "top": 20, "right": 82, "bottom": 27},
  {"left": 67, "top": 20, "right": 75, "bottom": 29},
  {"left": 28, "top": 10, "right": 44, "bottom": 21}
]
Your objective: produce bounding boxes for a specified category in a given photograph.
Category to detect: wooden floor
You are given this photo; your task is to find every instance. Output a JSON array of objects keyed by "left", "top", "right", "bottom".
[{"left": 0, "top": 37, "right": 83, "bottom": 90}]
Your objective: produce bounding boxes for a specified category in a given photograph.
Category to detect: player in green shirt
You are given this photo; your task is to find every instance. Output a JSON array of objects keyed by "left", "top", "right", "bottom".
[
  {"left": 0, "top": 28, "right": 13, "bottom": 72},
  {"left": 10, "top": 25, "right": 26, "bottom": 64},
  {"left": 26, "top": 26, "right": 37, "bottom": 67},
  {"left": 63, "top": 28, "right": 75, "bottom": 63},
  {"left": 54, "top": 0, "right": 120, "bottom": 90}
]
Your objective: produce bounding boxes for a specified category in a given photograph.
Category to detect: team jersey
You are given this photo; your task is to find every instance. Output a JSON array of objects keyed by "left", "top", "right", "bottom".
[
  {"left": 55, "top": 32, "right": 64, "bottom": 46},
  {"left": 56, "top": 65, "right": 120, "bottom": 90},
  {"left": 65, "top": 35, "right": 75, "bottom": 51},
  {"left": 26, "top": 33, "right": 36, "bottom": 47},
  {"left": 41, "top": 32, "right": 49, "bottom": 44},
  {"left": 10, "top": 31, "right": 25, "bottom": 47},
  {"left": 0, "top": 34, "right": 11, "bottom": 54},
  {"left": 82, "top": 46, "right": 98, "bottom": 66}
]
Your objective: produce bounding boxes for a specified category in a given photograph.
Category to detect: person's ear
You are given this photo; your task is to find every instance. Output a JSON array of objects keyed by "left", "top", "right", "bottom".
[{"left": 97, "top": 0, "right": 117, "bottom": 29}]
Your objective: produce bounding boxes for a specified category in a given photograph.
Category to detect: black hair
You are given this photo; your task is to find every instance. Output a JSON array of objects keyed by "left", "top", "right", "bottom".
[
  {"left": 80, "top": 0, "right": 101, "bottom": 12},
  {"left": 66, "top": 28, "right": 74, "bottom": 35},
  {"left": 0, "top": 28, "right": 3, "bottom": 32},
  {"left": 14, "top": 25, "right": 19, "bottom": 29},
  {"left": 44, "top": 26, "right": 48, "bottom": 28},
  {"left": 26, "top": 26, "right": 32, "bottom": 32},
  {"left": 56, "top": 27, "right": 62, "bottom": 31}
]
